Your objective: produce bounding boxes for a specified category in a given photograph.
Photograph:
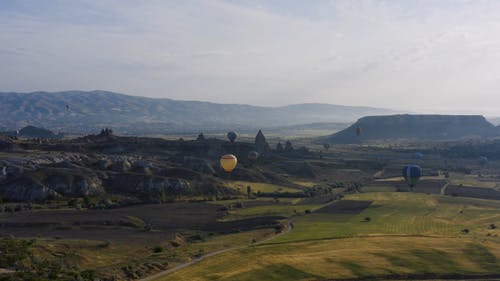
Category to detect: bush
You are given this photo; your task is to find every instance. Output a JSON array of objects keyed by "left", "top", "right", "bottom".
[
  {"left": 67, "top": 198, "right": 78, "bottom": 208},
  {"left": 80, "top": 269, "right": 96, "bottom": 280},
  {"left": 153, "top": 246, "right": 163, "bottom": 253},
  {"left": 99, "top": 240, "right": 111, "bottom": 248},
  {"left": 0, "top": 238, "right": 35, "bottom": 268}
]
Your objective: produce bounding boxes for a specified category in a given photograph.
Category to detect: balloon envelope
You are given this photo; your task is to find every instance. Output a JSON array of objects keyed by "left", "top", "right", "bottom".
[
  {"left": 248, "top": 151, "right": 259, "bottom": 161},
  {"left": 220, "top": 154, "right": 238, "bottom": 172},
  {"left": 479, "top": 156, "right": 488, "bottom": 166},
  {"left": 227, "top": 131, "right": 238, "bottom": 143},
  {"left": 402, "top": 165, "right": 422, "bottom": 187}
]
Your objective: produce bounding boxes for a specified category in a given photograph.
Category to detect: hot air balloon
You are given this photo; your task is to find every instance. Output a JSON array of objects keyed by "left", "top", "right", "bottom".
[
  {"left": 356, "top": 126, "right": 361, "bottom": 136},
  {"left": 227, "top": 131, "right": 238, "bottom": 143},
  {"left": 248, "top": 151, "right": 259, "bottom": 161},
  {"left": 402, "top": 165, "right": 422, "bottom": 189},
  {"left": 414, "top": 152, "right": 423, "bottom": 159},
  {"left": 479, "top": 156, "right": 488, "bottom": 167},
  {"left": 220, "top": 154, "right": 238, "bottom": 172}
]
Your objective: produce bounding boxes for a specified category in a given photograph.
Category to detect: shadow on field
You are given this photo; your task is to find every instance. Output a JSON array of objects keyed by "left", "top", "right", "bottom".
[
  {"left": 0, "top": 202, "right": 283, "bottom": 244},
  {"left": 315, "top": 200, "right": 373, "bottom": 214}
]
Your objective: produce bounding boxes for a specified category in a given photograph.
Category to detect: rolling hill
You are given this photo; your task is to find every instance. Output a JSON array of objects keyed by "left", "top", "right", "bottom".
[
  {"left": 324, "top": 114, "right": 500, "bottom": 144},
  {"left": 0, "top": 90, "right": 396, "bottom": 135}
]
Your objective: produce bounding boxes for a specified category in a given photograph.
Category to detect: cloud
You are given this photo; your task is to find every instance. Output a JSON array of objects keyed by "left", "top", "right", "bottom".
[{"left": 1, "top": 0, "right": 500, "bottom": 114}]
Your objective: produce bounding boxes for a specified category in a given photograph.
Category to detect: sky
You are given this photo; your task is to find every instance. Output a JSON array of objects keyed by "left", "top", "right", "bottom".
[{"left": 1, "top": 0, "right": 500, "bottom": 115}]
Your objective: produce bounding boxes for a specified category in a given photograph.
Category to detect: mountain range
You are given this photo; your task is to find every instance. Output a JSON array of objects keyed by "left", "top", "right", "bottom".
[{"left": 0, "top": 90, "right": 396, "bottom": 134}]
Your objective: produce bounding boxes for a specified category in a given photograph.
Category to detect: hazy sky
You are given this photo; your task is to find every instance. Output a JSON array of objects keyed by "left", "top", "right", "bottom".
[{"left": 1, "top": 0, "right": 500, "bottom": 114}]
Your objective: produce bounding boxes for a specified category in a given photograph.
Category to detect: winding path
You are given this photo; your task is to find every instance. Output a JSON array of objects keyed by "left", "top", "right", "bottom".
[
  {"left": 440, "top": 181, "right": 450, "bottom": 196},
  {"left": 139, "top": 220, "right": 294, "bottom": 281}
]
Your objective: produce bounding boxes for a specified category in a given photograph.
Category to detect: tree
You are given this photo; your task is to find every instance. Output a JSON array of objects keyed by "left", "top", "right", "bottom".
[
  {"left": 323, "top": 143, "right": 330, "bottom": 151},
  {"left": 153, "top": 246, "right": 163, "bottom": 253},
  {"left": 285, "top": 140, "right": 293, "bottom": 152},
  {"left": 246, "top": 186, "right": 252, "bottom": 199}
]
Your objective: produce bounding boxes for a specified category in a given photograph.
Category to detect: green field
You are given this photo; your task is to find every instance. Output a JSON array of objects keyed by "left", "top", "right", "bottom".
[
  {"left": 225, "top": 181, "right": 303, "bottom": 194},
  {"left": 270, "top": 192, "right": 500, "bottom": 243},
  {"left": 448, "top": 173, "right": 500, "bottom": 188},
  {"left": 160, "top": 192, "right": 500, "bottom": 281},
  {"left": 224, "top": 203, "right": 324, "bottom": 221}
]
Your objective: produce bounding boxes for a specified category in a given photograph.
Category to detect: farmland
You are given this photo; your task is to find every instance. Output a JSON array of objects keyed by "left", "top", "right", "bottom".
[
  {"left": 3, "top": 132, "right": 500, "bottom": 280},
  {"left": 162, "top": 192, "right": 500, "bottom": 281}
]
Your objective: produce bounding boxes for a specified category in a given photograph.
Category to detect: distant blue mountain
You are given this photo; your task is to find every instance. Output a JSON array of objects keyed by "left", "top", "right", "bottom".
[{"left": 0, "top": 90, "right": 396, "bottom": 134}]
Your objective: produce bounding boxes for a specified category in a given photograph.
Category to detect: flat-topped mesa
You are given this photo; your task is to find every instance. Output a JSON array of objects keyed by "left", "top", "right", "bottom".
[{"left": 325, "top": 114, "right": 499, "bottom": 144}]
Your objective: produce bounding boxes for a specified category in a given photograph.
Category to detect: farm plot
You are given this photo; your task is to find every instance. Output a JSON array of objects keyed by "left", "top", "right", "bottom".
[
  {"left": 267, "top": 192, "right": 500, "bottom": 244},
  {"left": 224, "top": 181, "right": 302, "bottom": 194},
  {"left": 445, "top": 185, "right": 500, "bottom": 200},
  {"left": 0, "top": 202, "right": 283, "bottom": 243},
  {"left": 366, "top": 179, "right": 445, "bottom": 194},
  {"left": 162, "top": 236, "right": 500, "bottom": 281},
  {"left": 158, "top": 192, "right": 500, "bottom": 281}
]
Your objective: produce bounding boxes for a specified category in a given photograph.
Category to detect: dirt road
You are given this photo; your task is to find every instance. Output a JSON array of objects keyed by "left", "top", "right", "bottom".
[{"left": 139, "top": 220, "right": 294, "bottom": 281}]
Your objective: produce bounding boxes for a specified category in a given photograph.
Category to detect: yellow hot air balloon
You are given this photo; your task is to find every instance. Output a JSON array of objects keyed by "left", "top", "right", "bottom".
[{"left": 220, "top": 154, "right": 237, "bottom": 172}]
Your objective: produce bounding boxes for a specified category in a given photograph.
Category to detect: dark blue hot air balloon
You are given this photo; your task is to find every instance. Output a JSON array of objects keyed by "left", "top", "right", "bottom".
[
  {"left": 248, "top": 150, "right": 259, "bottom": 161},
  {"left": 402, "top": 165, "right": 422, "bottom": 189},
  {"left": 479, "top": 156, "right": 488, "bottom": 167},
  {"left": 227, "top": 131, "right": 238, "bottom": 143},
  {"left": 414, "top": 152, "right": 423, "bottom": 159}
]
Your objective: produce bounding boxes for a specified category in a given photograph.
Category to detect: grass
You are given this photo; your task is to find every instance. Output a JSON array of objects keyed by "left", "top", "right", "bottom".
[
  {"left": 207, "top": 197, "right": 301, "bottom": 206},
  {"left": 159, "top": 192, "right": 500, "bottom": 281},
  {"left": 463, "top": 243, "right": 500, "bottom": 272},
  {"left": 224, "top": 204, "right": 323, "bottom": 221},
  {"left": 163, "top": 236, "right": 500, "bottom": 281},
  {"left": 290, "top": 180, "right": 317, "bottom": 188},
  {"left": 448, "top": 173, "right": 499, "bottom": 188},
  {"left": 375, "top": 175, "right": 445, "bottom": 182},
  {"left": 360, "top": 185, "right": 397, "bottom": 192},
  {"left": 26, "top": 227, "right": 277, "bottom": 280},
  {"left": 223, "top": 264, "right": 319, "bottom": 281},
  {"left": 270, "top": 192, "right": 500, "bottom": 244},
  {"left": 33, "top": 238, "right": 144, "bottom": 269},
  {"left": 224, "top": 181, "right": 302, "bottom": 194}
]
